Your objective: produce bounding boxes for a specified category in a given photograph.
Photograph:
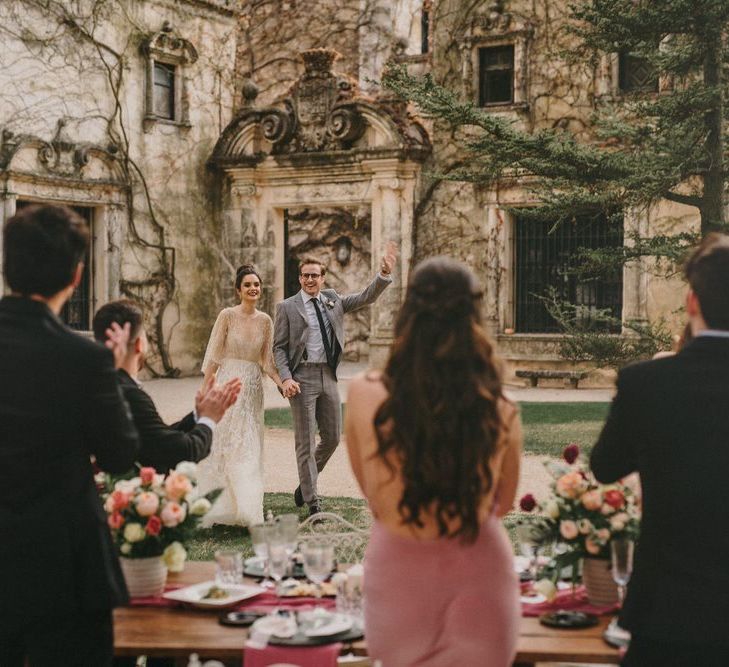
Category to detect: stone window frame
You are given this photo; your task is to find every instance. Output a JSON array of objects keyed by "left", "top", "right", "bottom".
[
  {"left": 603, "top": 37, "right": 673, "bottom": 100},
  {"left": 141, "top": 22, "right": 198, "bottom": 132},
  {"left": 469, "top": 31, "right": 530, "bottom": 113}
]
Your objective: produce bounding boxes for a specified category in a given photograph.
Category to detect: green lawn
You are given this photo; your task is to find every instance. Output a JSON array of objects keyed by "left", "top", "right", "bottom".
[{"left": 265, "top": 402, "right": 611, "bottom": 458}]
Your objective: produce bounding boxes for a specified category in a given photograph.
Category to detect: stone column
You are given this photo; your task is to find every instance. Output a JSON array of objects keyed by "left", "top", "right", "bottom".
[
  {"left": 102, "top": 202, "right": 125, "bottom": 302},
  {"left": 0, "top": 187, "right": 17, "bottom": 294},
  {"left": 621, "top": 207, "right": 649, "bottom": 330},
  {"left": 368, "top": 175, "right": 406, "bottom": 368}
]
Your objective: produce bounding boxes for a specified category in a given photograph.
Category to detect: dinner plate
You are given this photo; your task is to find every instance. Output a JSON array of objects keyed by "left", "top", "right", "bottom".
[
  {"left": 162, "top": 581, "right": 265, "bottom": 609},
  {"left": 540, "top": 610, "right": 599, "bottom": 629},
  {"left": 303, "top": 612, "right": 352, "bottom": 637},
  {"left": 218, "top": 610, "right": 267, "bottom": 627}
]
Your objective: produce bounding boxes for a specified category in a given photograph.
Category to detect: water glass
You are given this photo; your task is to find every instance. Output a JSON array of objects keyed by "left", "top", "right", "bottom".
[
  {"left": 515, "top": 522, "right": 547, "bottom": 590},
  {"left": 302, "top": 539, "right": 335, "bottom": 597},
  {"left": 249, "top": 523, "right": 272, "bottom": 588},
  {"left": 214, "top": 550, "right": 243, "bottom": 586},
  {"left": 275, "top": 513, "right": 300, "bottom": 573},
  {"left": 266, "top": 525, "right": 290, "bottom": 596},
  {"left": 610, "top": 537, "right": 634, "bottom": 605}
]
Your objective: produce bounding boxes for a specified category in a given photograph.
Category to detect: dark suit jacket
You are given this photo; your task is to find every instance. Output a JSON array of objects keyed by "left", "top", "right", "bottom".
[
  {"left": 591, "top": 336, "right": 729, "bottom": 643},
  {"left": 117, "top": 369, "right": 212, "bottom": 473},
  {"left": 0, "top": 297, "right": 139, "bottom": 619}
]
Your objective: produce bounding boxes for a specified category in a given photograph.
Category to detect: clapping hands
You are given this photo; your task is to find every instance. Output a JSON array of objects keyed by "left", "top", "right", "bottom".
[{"left": 196, "top": 375, "right": 242, "bottom": 423}]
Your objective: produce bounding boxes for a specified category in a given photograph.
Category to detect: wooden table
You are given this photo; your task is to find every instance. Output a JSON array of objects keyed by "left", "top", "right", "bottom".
[{"left": 114, "top": 561, "right": 621, "bottom": 666}]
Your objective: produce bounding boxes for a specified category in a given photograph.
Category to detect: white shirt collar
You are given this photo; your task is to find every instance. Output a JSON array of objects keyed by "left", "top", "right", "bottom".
[
  {"left": 696, "top": 329, "right": 729, "bottom": 339},
  {"left": 300, "top": 290, "right": 321, "bottom": 304}
]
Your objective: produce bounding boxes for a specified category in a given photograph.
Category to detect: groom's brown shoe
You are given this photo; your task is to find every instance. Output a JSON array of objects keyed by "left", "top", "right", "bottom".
[{"left": 294, "top": 486, "right": 304, "bottom": 508}]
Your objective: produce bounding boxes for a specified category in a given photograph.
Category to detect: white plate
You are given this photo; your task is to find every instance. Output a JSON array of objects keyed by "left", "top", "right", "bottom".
[
  {"left": 304, "top": 612, "right": 353, "bottom": 637},
  {"left": 162, "top": 581, "right": 264, "bottom": 609}
]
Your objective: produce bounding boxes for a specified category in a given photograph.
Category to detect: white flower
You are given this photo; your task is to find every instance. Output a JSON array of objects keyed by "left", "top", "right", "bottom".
[
  {"left": 123, "top": 523, "right": 146, "bottom": 543},
  {"left": 175, "top": 461, "right": 198, "bottom": 481},
  {"left": 190, "top": 498, "right": 212, "bottom": 516},
  {"left": 163, "top": 541, "right": 187, "bottom": 572},
  {"left": 559, "top": 520, "right": 579, "bottom": 540},
  {"left": 114, "top": 479, "right": 138, "bottom": 495},
  {"left": 120, "top": 542, "right": 132, "bottom": 555},
  {"left": 545, "top": 500, "right": 560, "bottom": 520},
  {"left": 577, "top": 518, "right": 594, "bottom": 535},
  {"left": 533, "top": 578, "right": 557, "bottom": 602}
]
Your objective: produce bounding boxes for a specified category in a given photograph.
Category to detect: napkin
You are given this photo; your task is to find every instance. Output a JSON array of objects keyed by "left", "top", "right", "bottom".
[{"left": 244, "top": 642, "right": 342, "bottom": 667}]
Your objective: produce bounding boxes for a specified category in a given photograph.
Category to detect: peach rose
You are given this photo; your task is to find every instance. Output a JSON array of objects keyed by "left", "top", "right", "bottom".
[
  {"left": 582, "top": 489, "right": 603, "bottom": 511},
  {"left": 164, "top": 472, "right": 192, "bottom": 501},
  {"left": 560, "top": 520, "right": 579, "bottom": 540},
  {"left": 108, "top": 511, "right": 124, "bottom": 531},
  {"left": 160, "top": 501, "right": 187, "bottom": 528},
  {"left": 110, "top": 490, "right": 131, "bottom": 511},
  {"left": 596, "top": 528, "right": 611, "bottom": 542},
  {"left": 140, "top": 467, "right": 156, "bottom": 486},
  {"left": 555, "top": 471, "right": 587, "bottom": 499},
  {"left": 135, "top": 492, "right": 160, "bottom": 517},
  {"left": 585, "top": 537, "right": 602, "bottom": 555}
]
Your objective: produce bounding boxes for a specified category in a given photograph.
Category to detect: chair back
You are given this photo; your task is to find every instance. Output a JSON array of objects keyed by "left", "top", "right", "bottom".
[{"left": 297, "top": 511, "right": 370, "bottom": 563}]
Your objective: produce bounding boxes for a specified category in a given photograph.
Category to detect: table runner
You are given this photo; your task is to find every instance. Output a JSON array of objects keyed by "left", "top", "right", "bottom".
[{"left": 521, "top": 584, "right": 619, "bottom": 617}]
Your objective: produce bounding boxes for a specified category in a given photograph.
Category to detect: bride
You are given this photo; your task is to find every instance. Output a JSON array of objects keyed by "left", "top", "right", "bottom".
[{"left": 196, "top": 265, "right": 286, "bottom": 527}]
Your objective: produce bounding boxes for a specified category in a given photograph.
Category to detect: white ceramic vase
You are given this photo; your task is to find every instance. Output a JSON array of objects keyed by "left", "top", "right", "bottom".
[
  {"left": 120, "top": 556, "right": 168, "bottom": 598},
  {"left": 582, "top": 556, "right": 619, "bottom": 606}
]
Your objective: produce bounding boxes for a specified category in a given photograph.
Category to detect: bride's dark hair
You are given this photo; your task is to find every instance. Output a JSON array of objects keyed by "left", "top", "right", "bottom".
[
  {"left": 235, "top": 264, "right": 261, "bottom": 290},
  {"left": 373, "top": 257, "right": 503, "bottom": 543}
]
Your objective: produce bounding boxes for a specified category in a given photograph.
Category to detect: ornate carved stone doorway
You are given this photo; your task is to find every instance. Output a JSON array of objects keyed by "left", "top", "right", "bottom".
[{"left": 209, "top": 49, "right": 430, "bottom": 365}]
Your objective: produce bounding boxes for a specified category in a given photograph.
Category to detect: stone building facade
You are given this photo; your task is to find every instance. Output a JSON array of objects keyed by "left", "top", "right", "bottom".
[{"left": 0, "top": 0, "right": 695, "bottom": 381}]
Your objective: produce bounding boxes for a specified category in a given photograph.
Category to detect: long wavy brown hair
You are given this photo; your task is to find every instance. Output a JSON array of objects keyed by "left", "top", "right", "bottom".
[{"left": 373, "top": 257, "right": 504, "bottom": 543}]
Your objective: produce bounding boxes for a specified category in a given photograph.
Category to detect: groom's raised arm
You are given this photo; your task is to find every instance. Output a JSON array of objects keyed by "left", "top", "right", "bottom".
[
  {"left": 273, "top": 302, "right": 293, "bottom": 382},
  {"left": 340, "top": 273, "right": 392, "bottom": 313}
]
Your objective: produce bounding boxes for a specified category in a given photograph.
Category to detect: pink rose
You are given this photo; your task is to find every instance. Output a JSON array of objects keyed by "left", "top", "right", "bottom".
[
  {"left": 140, "top": 467, "right": 156, "bottom": 486},
  {"left": 108, "top": 511, "right": 124, "bottom": 530},
  {"left": 563, "top": 443, "right": 580, "bottom": 464},
  {"left": 585, "top": 537, "right": 602, "bottom": 555},
  {"left": 559, "top": 520, "right": 579, "bottom": 540},
  {"left": 145, "top": 515, "right": 162, "bottom": 536},
  {"left": 164, "top": 472, "right": 192, "bottom": 501},
  {"left": 604, "top": 489, "right": 625, "bottom": 509},
  {"left": 596, "top": 528, "right": 610, "bottom": 542},
  {"left": 111, "top": 490, "right": 131, "bottom": 511},
  {"left": 555, "top": 471, "right": 587, "bottom": 499},
  {"left": 160, "top": 501, "right": 186, "bottom": 528},
  {"left": 135, "top": 492, "right": 160, "bottom": 517},
  {"left": 519, "top": 494, "right": 537, "bottom": 512},
  {"left": 582, "top": 489, "right": 603, "bottom": 511}
]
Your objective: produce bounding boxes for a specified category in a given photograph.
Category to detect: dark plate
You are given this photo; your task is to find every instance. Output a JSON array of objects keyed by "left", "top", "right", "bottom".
[
  {"left": 244, "top": 562, "right": 308, "bottom": 579},
  {"left": 539, "top": 611, "right": 599, "bottom": 629},
  {"left": 219, "top": 611, "right": 267, "bottom": 627},
  {"left": 268, "top": 628, "right": 364, "bottom": 647}
]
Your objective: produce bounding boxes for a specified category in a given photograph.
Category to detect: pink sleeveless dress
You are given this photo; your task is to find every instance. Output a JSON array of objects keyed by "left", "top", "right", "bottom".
[{"left": 363, "top": 509, "right": 519, "bottom": 667}]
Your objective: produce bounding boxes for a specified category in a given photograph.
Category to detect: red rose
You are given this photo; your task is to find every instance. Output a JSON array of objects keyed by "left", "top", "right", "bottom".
[
  {"left": 604, "top": 489, "right": 625, "bottom": 509},
  {"left": 563, "top": 444, "right": 580, "bottom": 464},
  {"left": 519, "top": 493, "right": 537, "bottom": 512},
  {"left": 108, "top": 511, "right": 124, "bottom": 531},
  {"left": 140, "top": 467, "right": 156, "bottom": 486},
  {"left": 145, "top": 515, "right": 162, "bottom": 536},
  {"left": 111, "top": 490, "right": 131, "bottom": 511}
]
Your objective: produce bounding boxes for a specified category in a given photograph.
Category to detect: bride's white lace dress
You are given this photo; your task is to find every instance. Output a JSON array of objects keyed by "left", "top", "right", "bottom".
[{"left": 196, "top": 307, "right": 277, "bottom": 527}]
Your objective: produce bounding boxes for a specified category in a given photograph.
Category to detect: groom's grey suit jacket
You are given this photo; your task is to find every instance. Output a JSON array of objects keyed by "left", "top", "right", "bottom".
[{"left": 273, "top": 274, "right": 391, "bottom": 381}]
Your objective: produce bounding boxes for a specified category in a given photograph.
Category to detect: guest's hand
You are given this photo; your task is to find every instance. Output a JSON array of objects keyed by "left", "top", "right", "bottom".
[
  {"left": 380, "top": 241, "right": 398, "bottom": 276},
  {"left": 104, "top": 322, "right": 131, "bottom": 369},
  {"left": 197, "top": 378, "right": 242, "bottom": 422},
  {"left": 282, "top": 378, "right": 300, "bottom": 398}
]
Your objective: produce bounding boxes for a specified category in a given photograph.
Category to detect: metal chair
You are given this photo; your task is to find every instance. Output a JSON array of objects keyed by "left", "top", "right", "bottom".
[{"left": 297, "top": 511, "right": 370, "bottom": 563}]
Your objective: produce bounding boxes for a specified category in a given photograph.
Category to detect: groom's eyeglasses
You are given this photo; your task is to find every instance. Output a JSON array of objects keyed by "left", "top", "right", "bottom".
[{"left": 300, "top": 273, "right": 322, "bottom": 279}]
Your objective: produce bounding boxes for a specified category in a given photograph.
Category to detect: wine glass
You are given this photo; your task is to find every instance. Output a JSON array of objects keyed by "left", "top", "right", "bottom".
[
  {"left": 515, "top": 521, "right": 547, "bottom": 594},
  {"left": 249, "top": 523, "right": 273, "bottom": 588},
  {"left": 266, "top": 524, "right": 290, "bottom": 599},
  {"left": 301, "top": 538, "right": 335, "bottom": 598},
  {"left": 275, "top": 513, "right": 299, "bottom": 575},
  {"left": 607, "top": 537, "right": 634, "bottom": 644}
]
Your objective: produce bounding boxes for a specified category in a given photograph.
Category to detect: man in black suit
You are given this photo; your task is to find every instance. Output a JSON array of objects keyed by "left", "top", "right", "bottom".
[
  {"left": 0, "top": 205, "right": 140, "bottom": 666},
  {"left": 592, "top": 234, "right": 729, "bottom": 667},
  {"left": 92, "top": 300, "right": 241, "bottom": 473}
]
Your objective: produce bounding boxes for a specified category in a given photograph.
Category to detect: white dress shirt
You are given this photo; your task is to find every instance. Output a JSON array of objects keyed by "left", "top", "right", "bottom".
[{"left": 300, "top": 290, "right": 334, "bottom": 363}]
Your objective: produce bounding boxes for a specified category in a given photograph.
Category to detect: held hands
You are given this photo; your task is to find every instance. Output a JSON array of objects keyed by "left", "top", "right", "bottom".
[
  {"left": 281, "top": 378, "right": 301, "bottom": 399},
  {"left": 196, "top": 377, "right": 242, "bottom": 423},
  {"left": 104, "top": 322, "right": 132, "bottom": 369},
  {"left": 380, "top": 241, "right": 398, "bottom": 276}
]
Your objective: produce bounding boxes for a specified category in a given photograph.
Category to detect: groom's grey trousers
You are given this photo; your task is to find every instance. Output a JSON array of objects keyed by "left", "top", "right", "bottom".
[{"left": 289, "top": 362, "right": 341, "bottom": 504}]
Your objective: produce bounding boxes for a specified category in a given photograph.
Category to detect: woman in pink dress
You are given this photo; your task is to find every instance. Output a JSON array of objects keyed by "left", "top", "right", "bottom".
[{"left": 346, "top": 257, "right": 522, "bottom": 667}]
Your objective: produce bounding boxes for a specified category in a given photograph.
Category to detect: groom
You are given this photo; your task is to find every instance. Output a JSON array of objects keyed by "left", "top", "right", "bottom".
[{"left": 274, "top": 249, "right": 395, "bottom": 515}]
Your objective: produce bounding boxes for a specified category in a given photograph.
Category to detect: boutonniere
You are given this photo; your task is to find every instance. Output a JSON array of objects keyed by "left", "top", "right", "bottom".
[{"left": 325, "top": 298, "right": 335, "bottom": 310}]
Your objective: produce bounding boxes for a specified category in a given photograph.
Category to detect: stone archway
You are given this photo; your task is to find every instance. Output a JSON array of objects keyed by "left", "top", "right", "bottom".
[{"left": 209, "top": 48, "right": 430, "bottom": 365}]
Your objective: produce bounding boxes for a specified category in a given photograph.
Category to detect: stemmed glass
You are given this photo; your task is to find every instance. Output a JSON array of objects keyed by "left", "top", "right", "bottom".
[
  {"left": 249, "top": 523, "right": 273, "bottom": 589},
  {"left": 516, "top": 521, "right": 549, "bottom": 596},
  {"left": 266, "top": 523, "right": 290, "bottom": 599},
  {"left": 275, "top": 513, "right": 299, "bottom": 576},
  {"left": 301, "top": 538, "right": 335, "bottom": 599},
  {"left": 607, "top": 537, "right": 634, "bottom": 644}
]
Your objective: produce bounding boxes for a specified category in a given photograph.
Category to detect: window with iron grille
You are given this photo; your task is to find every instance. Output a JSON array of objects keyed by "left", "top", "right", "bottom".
[
  {"left": 153, "top": 62, "right": 175, "bottom": 120},
  {"left": 15, "top": 202, "right": 94, "bottom": 331},
  {"left": 618, "top": 52, "right": 658, "bottom": 93},
  {"left": 478, "top": 45, "right": 514, "bottom": 106},
  {"left": 514, "top": 214, "right": 624, "bottom": 333}
]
